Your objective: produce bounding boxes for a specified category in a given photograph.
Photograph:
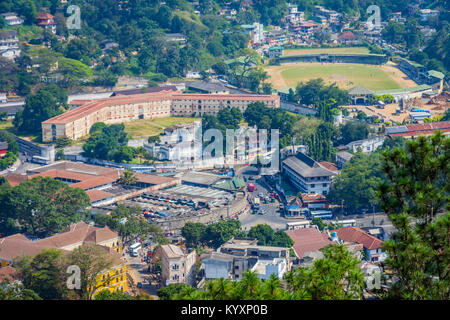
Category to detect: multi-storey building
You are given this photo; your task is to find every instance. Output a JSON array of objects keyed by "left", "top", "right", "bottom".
[
  {"left": 282, "top": 152, "right": 336, "bottom": 195},
  {"left": 0, "top": 30, "right": 20, "bottom": 60},
  {"left": 161, "top": 244, "right": 197, "bottom": 286},
  {"left": 1, "top": 12, "right": 24, "bottom": 26},
  {"left": 42, "top": 91, "right": 280, "bottom": 142},
  {"left": 36, "top": 12, "right": 56, "bottom": 34},
  {"left": 201, "top": 238, "right": 290, "bottom": 281},
  {"left": 0, "top": 222, "right": 126, "bottom": 298}
]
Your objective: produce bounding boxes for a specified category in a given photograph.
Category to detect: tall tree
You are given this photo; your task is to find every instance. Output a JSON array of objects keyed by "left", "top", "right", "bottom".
[
  {"left": 379, "top": 132, "right": 449, "bottom": 299},
  {"left": 1, "top": 177, "right": 90, "bottom": 237},
  {"left": 16, "top": 249, "right": 69, "bottom": 300},
  {"left": 15, "top": 85, "right": 68, "bottom": 134},
  {"left": 67, "top": 243, "right": 115, "bottom": 300}
]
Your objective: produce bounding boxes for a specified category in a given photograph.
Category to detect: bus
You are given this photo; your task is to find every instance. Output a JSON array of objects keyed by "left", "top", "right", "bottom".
[
  {"left": 338, "top": 219, "right": 357, "bottom": 227},
  {"left": 308, "top": 210, "right": 334, "bottom": 220},
  {"left": 129, "top": 242, "right": 142, "bottom": 257},
  {"left": 247, "top": 183, "right": 255, "bottom": 192},
  {"left": 286, "top": 220, "right": 311, "bottom": 230}
]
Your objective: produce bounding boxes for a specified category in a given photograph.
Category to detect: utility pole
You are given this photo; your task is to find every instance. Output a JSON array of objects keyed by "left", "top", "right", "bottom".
[{"left": 372, "top": 204, "right": 375, "bottom": 226}]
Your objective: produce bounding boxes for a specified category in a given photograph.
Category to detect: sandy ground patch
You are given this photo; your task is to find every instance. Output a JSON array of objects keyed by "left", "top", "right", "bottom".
[{"left": 343, "top": 101, "right": 448, "bottom": 123}]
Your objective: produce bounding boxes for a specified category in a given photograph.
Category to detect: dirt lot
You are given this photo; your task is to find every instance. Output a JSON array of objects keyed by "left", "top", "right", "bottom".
[{"left": 344, "top": 99, "right": 449, "bottom": 123}]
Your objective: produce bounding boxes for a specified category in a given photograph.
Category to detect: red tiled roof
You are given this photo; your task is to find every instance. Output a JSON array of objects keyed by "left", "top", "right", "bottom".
[
  {"left": 286, "top": 227, "right": 332, "bottom": 258},
  {"left": 300, "top": 22, "right": 320, "bottom": 27},
  {"left": 85, "top": 189, "right": 114, "bottom": 203},
  {"left": 0, "top": 235, "right": 55, "bottom": 261},
  {"left": 171, "top": 93, "right": 277, "bottom": 101},
  {"left": 29, "top": 169, "right": 99, "bottom": 182},
  {"left": 70, "top": 176, "right": 116, "bottom": 190},
  {"left": 3, "top": 173, "right": 28, "bottom": 187},
  {"left": 332, "top": 227, "right": 382, "bottom": 250},
  {"left": 134, "top": 172, "right": 180, "bottom": 185},
  {"left": 43, "top": 91, "right": 178, "bottom": 124},
  {"left": 37, "top": 20, "right": 55, "bottom": 26},
  {"left": 301, "top": 192, "right": 327, "bottom": 203},
  {"left": 0, "top": 266, "right": 19, "bottom": 282},
  {"left": 0, "top": 223, "right": 119, "bottom": 263},
  {"left": 37, "top": 12, "right": 54, "bottom": 19},
  {"left": 338, "top": 31, "right": 357, "bottom": 40},
  {"left": 43, "top": 92, "right": 278, "bottom": 125},
  {"left": 389, "top": 121, "right": 450, "bottom": 137},
  {"left": 36, "top": 221, "right": 118, "bottom": 248},
  {"left": 319, "top": 161, "right": 339, "bottom": 173},
  {"left": 69, "top": 99, "right": 94, "bottom": 105}
]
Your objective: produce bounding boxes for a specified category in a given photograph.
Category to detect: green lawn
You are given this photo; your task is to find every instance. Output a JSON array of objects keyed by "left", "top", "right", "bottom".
[
  {"left": 0, "top": 120, "right": 42, "bottom": 143},
  {"left": 283, "top": 46, "right": 370, "bottom": 55},
  {"left": 124, "top": 117, "right": 201, "bottom": 139},
  {"left": 269, "top": 63, "right": 402, "bottom": 91},
  {"left": 123, "top": 120, "right": 163, "bottom": 139},
  {"left": 149, "top": 117, "right": 201, "bottom": 128}
]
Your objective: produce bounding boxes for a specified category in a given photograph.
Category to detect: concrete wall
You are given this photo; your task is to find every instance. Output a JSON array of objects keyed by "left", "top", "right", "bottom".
[
  {"left": 15, "top": 136, "right": 55, "bottom": 162},
  {"left": 155, "top": 193, "right": 248, "bottom": 231}
]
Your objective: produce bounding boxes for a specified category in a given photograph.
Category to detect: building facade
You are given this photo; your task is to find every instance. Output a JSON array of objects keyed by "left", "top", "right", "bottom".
[
  {"left": 0, "top": 30, "right": 20, "bottom": 60},
  {"left": 161, "top": 244, "right": 196, "bottom": 286},
  {"left": 282, "top": 152, "right": 336, "bottom": 195},
  {"left": 42, "top": 92, "right": 280, "bottom": 142}
]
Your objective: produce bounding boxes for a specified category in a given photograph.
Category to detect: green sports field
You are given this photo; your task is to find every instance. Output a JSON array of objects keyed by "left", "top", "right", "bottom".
[{"left": 265, "top": 62, "right": 416, "bottom": 91}]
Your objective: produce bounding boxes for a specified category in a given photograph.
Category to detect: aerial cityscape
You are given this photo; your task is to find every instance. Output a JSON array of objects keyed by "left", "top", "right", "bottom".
[{"left": 0, "top": 0, "right": 448, "bottom": 306}]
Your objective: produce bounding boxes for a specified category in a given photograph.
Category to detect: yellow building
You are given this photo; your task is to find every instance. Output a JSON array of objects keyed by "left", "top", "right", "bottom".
[
  {"left": 89, "top": 251, "right": 128, "bottom": 298},
  {"left": 0, "top": 222, "right": 127, "bottom": 299}
]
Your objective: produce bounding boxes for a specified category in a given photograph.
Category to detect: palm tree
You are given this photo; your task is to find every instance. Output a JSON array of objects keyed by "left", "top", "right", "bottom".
[
  {"left": 118, "top": 169, "right": 137, "bottom": 186},
  {"left": 261, "top": 274, "right": 282, "bottom": 299},
  {"left": 207, "top": 278, "right": 234, "bottom": 300},
  {"left": 237, "top": 271, "right": 261, "bottom": 299}
]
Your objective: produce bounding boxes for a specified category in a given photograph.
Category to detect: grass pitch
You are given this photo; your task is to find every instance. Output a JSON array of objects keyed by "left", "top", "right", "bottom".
[{"left": 265, "top": 62, "right": 417, "bottom": 91}]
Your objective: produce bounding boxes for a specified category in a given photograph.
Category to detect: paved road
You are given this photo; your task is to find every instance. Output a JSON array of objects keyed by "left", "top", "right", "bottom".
[
  {"left": 125, "top": 249, "right": 160, "bottom": 299},
  {"left": 238, "top": 166, "right": 301, "bottom": 231}
]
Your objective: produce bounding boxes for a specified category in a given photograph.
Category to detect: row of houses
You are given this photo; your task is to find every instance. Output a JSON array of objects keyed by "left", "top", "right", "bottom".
[
  {"left": 0, "top": 12, "right": 56, "bottom": 60},
  {"left": 163, "top": 223, "right": 386, "bottom": 288}
]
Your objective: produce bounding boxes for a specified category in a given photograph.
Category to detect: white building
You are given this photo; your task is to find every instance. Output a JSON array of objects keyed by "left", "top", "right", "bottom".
[
  {"left": 419, "top": 9, "right": 439, "bottom": 22},
  {"left": 286, "top": 3, "right": 305, "bottom": 25},
  {"left": 1, "top": 12, "right": 24, "bottom": 26},
  {"left": 0, "top": 30, "right": 20, "bottom": 60},
  {"left": 0, "top": 92, "right": 7, "bottom": 103},
  {"left": 241, "top": 23, "right": 264, "bottom": 45},
  {"left": 251, "top": 258, "right": 287, "bottom": 280},
  {"left": 282, "top": 152, "right": 336, "bottom": 195},
  {"left": 145, "top": 122, "right": 202, "bottom": 161},
  {"left": 335, "top": 151, "right": 353, "bottom": 169},
  {"left": 346, "top": 136, "right": 385, "bottom": 153},
  {"left": 161, "top": 244, "right": 197, "bottom": 286}
]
